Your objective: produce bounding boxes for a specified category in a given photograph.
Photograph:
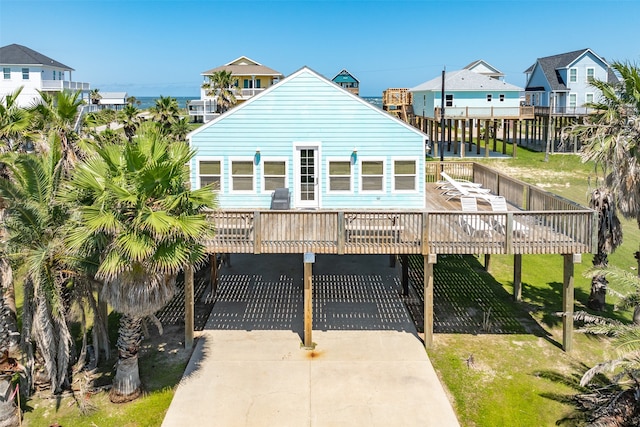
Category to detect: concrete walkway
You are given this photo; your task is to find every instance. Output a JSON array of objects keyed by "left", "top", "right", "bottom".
[{"left": 162, "top": 254, "right": 459, "bottom": 427}]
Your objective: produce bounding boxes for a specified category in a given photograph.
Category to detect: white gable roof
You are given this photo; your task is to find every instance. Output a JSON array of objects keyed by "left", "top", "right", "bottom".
[{"left": 410, "top": 69, "right": 522, "bottom": 92}]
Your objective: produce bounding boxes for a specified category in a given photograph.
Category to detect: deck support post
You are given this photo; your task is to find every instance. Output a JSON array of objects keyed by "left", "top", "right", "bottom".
[
  {"left": 484, "top": 120, "right": 490, "bottom": 157},
  {"left": 303, "top": 260, "right": 314, "bottom": 349},
  {"left": 513, "top": 254, "right": 522, "bottom": 301},
  {"left": 185, "top": 264, "right": 194, "bottom": 349},
  {"left": 563, "top": 254, "right": 581, "bottom": 352},
  {"left": 484, "top": 254, "right": 491, "bottom": 272},
  {"left": 401, "top": 255, "right": 409, "bottom": 296},
  {"left": 424, "top": 253, "right": 437, "bottom": 349},
  {"left": 460, "top": 120, "right": 466, "bottom": 158},
  {"left": 209, "top": 253, "right": 218, "bottom": 299}
]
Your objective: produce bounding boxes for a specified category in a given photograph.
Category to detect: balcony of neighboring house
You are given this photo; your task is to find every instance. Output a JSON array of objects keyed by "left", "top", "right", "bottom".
[
  {"left": 434, "top": 106, "right": 535, "bottom": 120},
  {"left": 235, "top": 87, "right": 266, "bottom": 100},
  {"left": 40, "top": 79, "right": 90, "bottom": 91},
  {"left": 534, "top": 106, "right": 594, "bottom": 116},
  {"left": 187, "top": 99, "right": 218, "bottom": 123}
]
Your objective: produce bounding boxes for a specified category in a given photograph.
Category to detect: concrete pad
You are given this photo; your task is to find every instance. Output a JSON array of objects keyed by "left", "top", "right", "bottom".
[{"left": 163, "top": 254, "right": 459, "bottom": 427}]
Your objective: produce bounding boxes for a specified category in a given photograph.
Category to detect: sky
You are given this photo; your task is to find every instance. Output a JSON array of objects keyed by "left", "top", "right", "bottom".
[{"left": 1, "top": 0, "right": 639, "bottom": 97}]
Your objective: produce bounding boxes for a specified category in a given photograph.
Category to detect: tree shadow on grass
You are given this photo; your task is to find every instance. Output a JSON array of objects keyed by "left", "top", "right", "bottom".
[{"left": 404, "top": 254, "right": 560, "bottom": 347}]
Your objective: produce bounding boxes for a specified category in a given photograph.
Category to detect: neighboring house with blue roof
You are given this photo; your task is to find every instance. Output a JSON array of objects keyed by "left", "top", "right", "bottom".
[
  {"left": 0, "top": 43, "right": 90, "bottom": 107},
  {"left": 331, "top": 69, "right": 359, "bottom": 96},
  {"left": 523, "top": 48, "right": 618, "bottom": 114},
  {"left": 188, "top": 66, "right": 428, "bottom": 210},
  {"left": 410, "top": 69, "right": 524, "bottom": 119}
]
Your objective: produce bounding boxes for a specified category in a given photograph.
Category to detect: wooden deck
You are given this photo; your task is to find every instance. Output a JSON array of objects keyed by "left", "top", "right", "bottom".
[{"left": 204, "top": 162, "right": 596, "bottom": 257}]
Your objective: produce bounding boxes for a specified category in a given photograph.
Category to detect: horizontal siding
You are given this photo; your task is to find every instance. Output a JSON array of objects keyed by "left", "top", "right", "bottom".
[{"left": 191, "top": 69, "right": 426, "bottom": 210}]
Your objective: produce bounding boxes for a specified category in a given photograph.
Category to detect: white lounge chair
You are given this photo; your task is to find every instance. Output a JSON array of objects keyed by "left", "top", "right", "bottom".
[
  {"left": 440, "top": 171, "right": 498, "bottom": 203},
  {"left": 489, "top": 196, "right": 530, "bottom": 237},
  {"left": 459, "top": 197, "right": 493, "bottom": 237}
]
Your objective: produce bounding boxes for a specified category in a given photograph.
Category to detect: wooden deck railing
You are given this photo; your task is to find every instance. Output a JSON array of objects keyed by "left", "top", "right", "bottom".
[
  {"left": 433, "top": 106, "right": 535, "bottom": 119},
  {"left": 204, "top": 209, "right": 594, "bottom": 256},
  {"left": 204, "top": 162, "right": 595, "bottom": 256}
]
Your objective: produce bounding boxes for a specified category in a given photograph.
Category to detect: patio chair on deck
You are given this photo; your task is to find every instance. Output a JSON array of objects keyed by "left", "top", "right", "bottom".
[
  {"left": 440, "top": 171, "right": 498, "bottom": 203},
  {"left": 270, "top": 188, "right": 290, "bottom": 210},
  {"left": 488, "top": 196, "right": 530, "bottom": 237},
  {"left": 459, "top": 197, "right": 493, "bottom": 237}
]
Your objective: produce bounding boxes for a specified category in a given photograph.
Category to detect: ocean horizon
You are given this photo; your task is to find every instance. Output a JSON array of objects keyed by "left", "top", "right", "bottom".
[{"left": 132, "top": 95, "right": 383, "bottom": 110}]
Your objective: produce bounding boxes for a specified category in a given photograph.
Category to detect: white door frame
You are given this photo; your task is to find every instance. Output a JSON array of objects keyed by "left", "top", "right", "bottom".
[{"left": 293, "top": 142, "right": 321, "bottom": 209}]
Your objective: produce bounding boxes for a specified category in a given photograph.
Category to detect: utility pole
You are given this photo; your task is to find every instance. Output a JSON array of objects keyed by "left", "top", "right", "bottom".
[{"left": 440, "top": 68, "right": 446, "bottom": 165}]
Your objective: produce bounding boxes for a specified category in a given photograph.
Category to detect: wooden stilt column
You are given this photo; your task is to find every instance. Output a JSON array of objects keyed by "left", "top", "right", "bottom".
[
  {"left": 460, "top": 120, "right": 466, "bottom": 158},
  {"left": 476, "top": 119, "right": 481, "bottom": 154},
  {"left": 423, "top": 254, "right": 437, "bottom": 349},
  {"left": 484, "top": 120, "right": 490, "bottom": 157},
  {"left": 484, "top": 254, "right": 491, "bottom": 271},
  {"left": 513, "top": 254, "right": 522, "bottom": 301},
  {"left": 563, "top": 254, "right": 580, "bottom": 352},
  {"left": 303, "top": 254, "right": 315, "bottom": 349},
  {"left": 453, "top": 120, "right": 458, "bottom": 155},
  {"left": 185, "top": 264, "right": 194, "bottom": 349},
  {"left": 401, "top": 255, "right": 409, "bottom": 296},
  {"left": 209, "top": 253, "right": 218, "bottom": 298}
]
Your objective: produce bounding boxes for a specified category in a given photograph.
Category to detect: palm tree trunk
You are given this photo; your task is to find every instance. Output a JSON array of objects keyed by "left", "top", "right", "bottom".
[
  {"left": 109, "top": 314, "right": 143, "bottom": 403},
  {"left": 0, "top": 375, "right": 19, "bottom": 427},
  {"left": 587, "top": 253, "right": 608, "bottom": 311}
]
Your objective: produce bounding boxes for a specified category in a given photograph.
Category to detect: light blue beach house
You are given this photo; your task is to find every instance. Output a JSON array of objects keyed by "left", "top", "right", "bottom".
[
  {"left": 410, "top": 68, "right": 523, "bottom": 120},
  {"left": 188, "top": 66, "right": 428, "bottom": 210},
  {"left": 523, "top": 48, "right": 618, "bottom": 114}
]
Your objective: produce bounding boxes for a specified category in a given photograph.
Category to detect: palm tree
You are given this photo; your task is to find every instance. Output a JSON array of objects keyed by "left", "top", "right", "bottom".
[
  {"left": 566, "top": 267, "right": 640, "bottom": 425},
  {"left": 586, "top": 187, "right": 622, "bottom": 310},
  {"left": 0, "top": 140, "right": 77, "bottom": 397},
  {"left": 64, "top": 122, "right": 216, "bottom": 402},
  {"left": 89, "top": 88, "right": 102, "bottom": 105},
  {"left": 126, "top": 96, "right": 141, "bottom": 107},
  {"left": 0, "top": 86, "right": 34, "bottom": 153},
  {"left": 30, "top": 89, "right": 85, "bottom": 171},
  {"left": 170, "top": 116, "right": 190, "bottom": 142},
  {"left": 573, "top": 61, "right": 640, "bottom": 273},
  {"left": 201, "top": 70, "right": 237, "bottom": 113},
  {"left": 150, "top": 95, "right": 180, "bottom": 136},
  {"left": 117, "top": 104, "right": 141, "bottom": 142}
]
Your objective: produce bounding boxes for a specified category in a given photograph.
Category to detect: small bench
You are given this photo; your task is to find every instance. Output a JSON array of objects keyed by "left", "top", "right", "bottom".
[{"left": 345, "top": 214, "right": 404, "bottom": 244}]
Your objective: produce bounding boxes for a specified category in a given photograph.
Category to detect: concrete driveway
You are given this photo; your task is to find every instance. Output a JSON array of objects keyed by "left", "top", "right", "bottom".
[{"left": 162, "top": 254, "right": 459, "bottom": 427}]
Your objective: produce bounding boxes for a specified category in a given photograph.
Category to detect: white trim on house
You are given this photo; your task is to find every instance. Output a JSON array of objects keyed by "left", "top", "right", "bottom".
[
  {"left": 585, "top": 92, "right": 594, "bottom": 105},
  {"left": 228, "top": 156, "right": 256, "bottom": 194},
  {"left": 261, "top": 157, "right": 289, "bottom": 193},
  {"left": 326, "top": 156, "right": 354, "bottom": 194},
  {"left": 569, "top": 68, "right": 578, "bottom": 83},
  {"left": 195, "top": 156, "right": 224, "bottom": 192},
  {"left": 292, "top": 141, "right": 322, "bottom": 209},
  {"left": 391, "top": 157, "right": 419, "bottom": 193},
  {"left": 359, "top": 157, "right": 386, "bottom": 194}
]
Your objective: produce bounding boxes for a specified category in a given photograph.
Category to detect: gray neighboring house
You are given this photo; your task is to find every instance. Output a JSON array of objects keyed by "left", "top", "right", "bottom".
[{"left": 523, "top": 48, "right": 619, "bottom": 114}]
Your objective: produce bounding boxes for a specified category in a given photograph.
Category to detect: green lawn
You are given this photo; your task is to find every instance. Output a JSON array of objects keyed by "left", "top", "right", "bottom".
[
  {"left": 22, "top": 143, "right": 639, "bottom": 426},
  {"left": 426, "top": 143, "right": 638, "bottom": 426}
]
